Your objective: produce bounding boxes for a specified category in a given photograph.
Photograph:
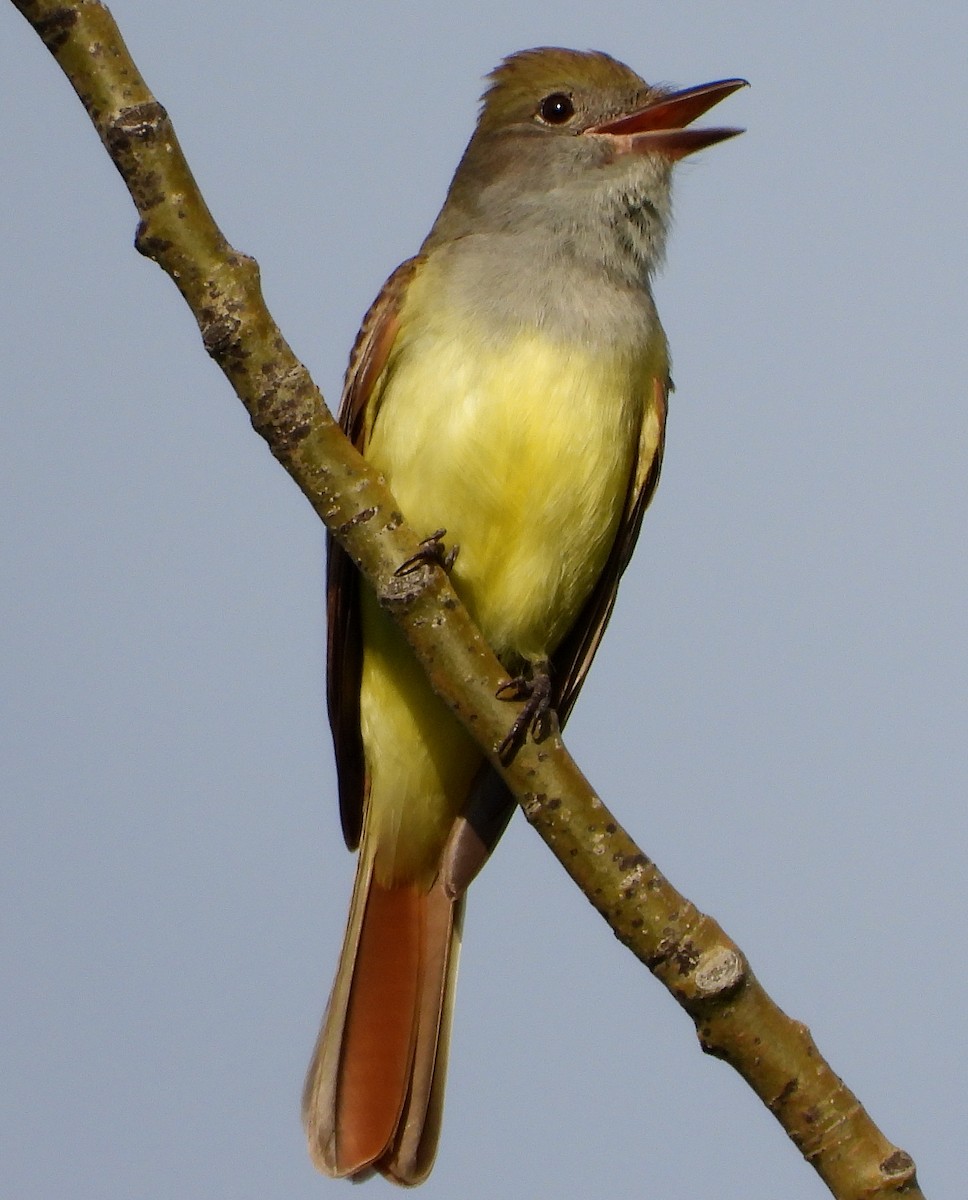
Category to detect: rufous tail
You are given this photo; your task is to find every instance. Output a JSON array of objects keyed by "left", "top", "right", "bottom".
[{"left": 303, "top": 852, "right": 462, "bottom": 1185}]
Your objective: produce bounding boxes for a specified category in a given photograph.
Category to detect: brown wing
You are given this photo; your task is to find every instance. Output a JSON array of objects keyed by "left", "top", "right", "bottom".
[
  {"left": 328, "top": 258, "right": 421, "bottom": 849},
  {"left": 550, "top": 372, "right": 670, "bottom": 724}
]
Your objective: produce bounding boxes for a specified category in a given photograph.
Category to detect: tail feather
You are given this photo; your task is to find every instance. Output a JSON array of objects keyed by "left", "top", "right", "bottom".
[
  {"left": 303, "top": 854, "right": 461, "bottom": 1184},
  {"left": 379, "top": 887, "right": 463, "bottom": 1184}
]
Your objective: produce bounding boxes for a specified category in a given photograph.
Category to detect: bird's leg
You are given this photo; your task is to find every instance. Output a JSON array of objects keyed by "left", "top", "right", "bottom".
[
  {"left": 496, "top": 659, "right": 556, "bottom": 761},
  {"left": 395, "top": 528, "right": 459, "bottom": 576}
]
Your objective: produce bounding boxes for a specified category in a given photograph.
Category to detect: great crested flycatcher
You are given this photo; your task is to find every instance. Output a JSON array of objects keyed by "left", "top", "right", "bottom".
[{"left": 303, "top": 47, "right": 745, "bottom": 1184}]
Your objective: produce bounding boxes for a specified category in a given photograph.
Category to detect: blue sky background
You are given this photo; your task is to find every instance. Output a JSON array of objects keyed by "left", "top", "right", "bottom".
[{"left": 3, "top": 3, "right": 965, "bottom": 1197}]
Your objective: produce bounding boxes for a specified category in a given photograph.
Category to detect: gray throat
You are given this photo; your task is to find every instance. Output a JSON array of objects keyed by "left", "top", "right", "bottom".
[{"left": 422, "top": 152, "right": 672, "bottom": 350}]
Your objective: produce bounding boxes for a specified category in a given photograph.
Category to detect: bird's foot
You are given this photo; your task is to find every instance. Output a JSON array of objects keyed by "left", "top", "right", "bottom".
[
  {"left": 395, "top": 529, "right": 459, "bottom": 576},
  {"left": 496, "top": 664, "right": 555, "bottom": 761}
]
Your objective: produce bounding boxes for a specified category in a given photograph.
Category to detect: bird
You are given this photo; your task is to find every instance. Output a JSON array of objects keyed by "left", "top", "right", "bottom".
[{"left": 302, "top": 46, "right": 745, "bottom": 1185}]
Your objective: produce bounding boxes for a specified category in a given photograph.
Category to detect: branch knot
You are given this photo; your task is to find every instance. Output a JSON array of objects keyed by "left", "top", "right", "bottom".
[{"left": 691, "top": 945, "right": 747, "bottom": 1001}]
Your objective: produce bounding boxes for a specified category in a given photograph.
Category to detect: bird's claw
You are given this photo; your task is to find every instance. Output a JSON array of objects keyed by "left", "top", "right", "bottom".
[
  {"left": 496, "top": 668, "right": 554, "bottom": 761},
  {"left": 395, "top": 529, "right": 459, "bottom": 576}
]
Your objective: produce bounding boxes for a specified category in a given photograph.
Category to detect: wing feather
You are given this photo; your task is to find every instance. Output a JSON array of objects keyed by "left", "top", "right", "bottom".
[
  {"left": 327, "top": 258, "right": 421, "bottom": 848},
  {"left": 550, "top": 372, "right": 669, "bottom": 723}
]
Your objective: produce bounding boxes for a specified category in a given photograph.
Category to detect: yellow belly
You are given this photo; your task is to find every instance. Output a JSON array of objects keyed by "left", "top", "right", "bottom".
[
  {"left": 369, "top": 330, "right": 643, "bottom": 658},
  {"left": 359, "top": 320, "right": 653, "bottom": 886}
]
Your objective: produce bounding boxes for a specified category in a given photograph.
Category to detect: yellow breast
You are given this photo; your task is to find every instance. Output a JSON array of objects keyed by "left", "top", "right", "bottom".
[{"left": 366, "top": 311, "right": 659, "bottom": 664}]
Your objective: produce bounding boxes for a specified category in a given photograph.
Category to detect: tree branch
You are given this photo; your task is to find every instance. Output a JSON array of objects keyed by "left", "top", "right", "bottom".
[{"left": 10, "top": 3, "right": 923, "bottom": 1197}]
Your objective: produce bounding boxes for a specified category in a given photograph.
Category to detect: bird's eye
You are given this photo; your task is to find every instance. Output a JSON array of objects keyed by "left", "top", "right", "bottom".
[{"left": 537, "top": 92, "right": 575, "bottom": 125}]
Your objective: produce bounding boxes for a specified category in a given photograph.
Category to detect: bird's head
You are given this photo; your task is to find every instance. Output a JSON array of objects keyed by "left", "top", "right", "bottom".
[{"left": 427, "top": 47, "right": 746, "bottom": 278}]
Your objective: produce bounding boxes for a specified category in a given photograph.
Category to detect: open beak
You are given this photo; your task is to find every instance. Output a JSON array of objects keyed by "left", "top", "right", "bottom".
[{"left": 586, "top": 78, "right": 748, "bottom": 160}]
